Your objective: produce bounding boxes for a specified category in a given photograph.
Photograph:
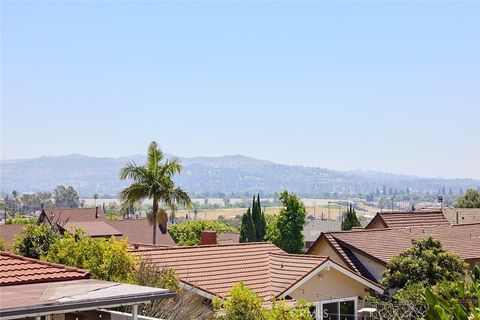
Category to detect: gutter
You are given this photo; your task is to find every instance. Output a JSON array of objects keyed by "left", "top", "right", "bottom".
[{"left": 0, "top": 291, "right": 176, "bottom": 320}]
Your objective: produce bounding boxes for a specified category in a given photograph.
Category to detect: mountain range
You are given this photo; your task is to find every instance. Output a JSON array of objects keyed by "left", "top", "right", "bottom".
[{"left": 1, "top": 154, "right": 478, "bottom": 197}]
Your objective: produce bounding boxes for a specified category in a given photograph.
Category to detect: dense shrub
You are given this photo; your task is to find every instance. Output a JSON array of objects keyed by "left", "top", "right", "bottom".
[
  {"left": 168, "top": 220, "right": 237, "bottom": 246},
  {"left": 44, "top": 230, "right": 136, "bottom": 282}
]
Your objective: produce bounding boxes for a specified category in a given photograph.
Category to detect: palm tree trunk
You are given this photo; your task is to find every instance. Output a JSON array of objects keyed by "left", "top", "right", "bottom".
[{"left": 152, "top": 198, "right": 158, "bottom": 245}]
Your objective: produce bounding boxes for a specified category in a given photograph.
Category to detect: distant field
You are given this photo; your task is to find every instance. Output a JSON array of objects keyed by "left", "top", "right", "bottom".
[{"left": 85, "top": 197, "right": 378, "bottom": 221}]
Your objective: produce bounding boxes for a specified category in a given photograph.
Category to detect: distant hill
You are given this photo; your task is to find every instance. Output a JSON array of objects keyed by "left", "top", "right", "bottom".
[{"left": 0, "top": 154, "right": 478, "bottom": 196}]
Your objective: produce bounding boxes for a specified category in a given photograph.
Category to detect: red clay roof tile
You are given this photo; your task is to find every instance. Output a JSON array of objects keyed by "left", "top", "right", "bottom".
[
  {"left": 132, "top": 242, "right": 329, "bottom": 301},
  {"left": 0, "top": 252, "right": 90, "bottom": 286}
]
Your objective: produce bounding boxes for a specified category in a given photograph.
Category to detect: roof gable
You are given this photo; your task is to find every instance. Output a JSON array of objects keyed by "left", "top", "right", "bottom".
[{"left": 365, "top": 210, "right": 449, "bottom": 229}]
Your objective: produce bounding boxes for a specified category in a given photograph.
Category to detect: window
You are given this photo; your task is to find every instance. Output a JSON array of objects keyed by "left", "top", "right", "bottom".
[{"left": 315, "top": 297, "right": 358, "bottom": 320}]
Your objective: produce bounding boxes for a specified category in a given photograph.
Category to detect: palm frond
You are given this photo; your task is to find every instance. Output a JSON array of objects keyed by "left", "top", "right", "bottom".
[
  {"left": 165, "top": 187, "right": 192, "bottom": 209},
  {"left": 119, "top": 183, "right": 150, "bottom": 208},
  {"left": 161, "top": 157, "right": 182, "bottom": 178},
  {"left": 146, "top": 141, "right": 164, "bottom": 174},
  {"left": 119, "top": 162, "right": 149, "bottom": 182}
]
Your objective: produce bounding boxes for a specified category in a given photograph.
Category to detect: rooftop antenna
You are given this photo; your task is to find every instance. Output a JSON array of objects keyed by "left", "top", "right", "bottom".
[{"left": 437, "top": 195, "right": 444, "bottom": 211}]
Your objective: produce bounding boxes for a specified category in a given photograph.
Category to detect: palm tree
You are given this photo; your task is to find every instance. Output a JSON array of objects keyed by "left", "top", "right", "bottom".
[{"left": 119, "top": 141, "right": 191, "bottom": 244}]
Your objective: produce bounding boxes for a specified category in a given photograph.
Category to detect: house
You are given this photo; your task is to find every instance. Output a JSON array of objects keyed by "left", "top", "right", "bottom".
[
  {"left": 38, "top": 207, "right": 108, "bottom": 224},
  {"left": 0, "top": 224, "right": 24, "bottom": 246},
  {"left": 1, "top": 208, "right": 176, "bottom": 247},
  {"left": 106, "top": 219, "right": 176, "bottom": 246},
  {"left": 306, "top": 223, "right": 480, "bottom": 283},
  {"left": 132, "top": 242, "right": 384, "bottom": 319},
  {"left": 303, "top": 220, "right": 343, "bottom": 250},
  {"left": 0, "top": 251, "right": 174, "bottom": 320},
  {"left": 364, "top": 210, "right": 450, "bottom": 229},
  {"left": 441, "top": 207, "right": 480, "bottom": 225}
]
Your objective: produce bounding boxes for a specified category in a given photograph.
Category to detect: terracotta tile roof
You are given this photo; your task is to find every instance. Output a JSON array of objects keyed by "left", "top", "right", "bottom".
[
  {"left": 313, "top": 225, "right": 480, "bottom": 268},
  {"left": 0, "top": 224, "right": 25, "bottom": 244},
  {"left": 40, "top": 208, "right": 107, "bottom": 224},
  {"left": 0, "top": 251, "right": 90, "bottom": 286},
  {"left": 107, "top": 219, "right": 176, "bottom": 246},
  {"left": 132, "top": 242, "right": 329, "bottom": 301},
  {"left": 63, "top": 221, "right": 123, "bottom": 237},
  {"left": 442, "top": 208, "right": 480, "bottom": 225},
  {"left": 365, "top": 210, "right": 450, "bottom": 229},
  {"left": 217, "top": 232, "right": 240, "bottom": 244}
]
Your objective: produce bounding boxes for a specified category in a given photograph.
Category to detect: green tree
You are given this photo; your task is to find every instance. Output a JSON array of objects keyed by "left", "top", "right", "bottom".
[
  {"left": 454, "top": 189, "right": 480, "bottom": 208},
  {"left": 251, "top": 194, "right": 266, "bottom": 241},
  {"left": 54, "top": 186, "right": 80, "bottom": 208},
  {"left": 119, "top": 141, "right": 192, "bottom": 245},
  {"left": 168, "top": 220, "right": 237, "bottom": 246},
  {"left": 45, "top": 230, "right": 136, "bottom": 282},
  {"left": 341, "top": 204, "right": 361, "bottom": 231},
  {"left": 240, "top": 208, "right": 257, "bottom": 243},
  {"left": 424, "top": 265, "right": 480, "bottom": 320},
  {"left": 13, "top": 224, "right": 60, "bottom": 259},
  {"left": 213, "top": 282, "right": 264, "bottom": 320},
  {"left": 213, "top": 282, "right": 313, "bottom": 320},
  {"left": 272, "top": 191, "right": 306, "bottom": 254},
  {"left": 381, "top": 236, "right": 467, "bottom": 290}
]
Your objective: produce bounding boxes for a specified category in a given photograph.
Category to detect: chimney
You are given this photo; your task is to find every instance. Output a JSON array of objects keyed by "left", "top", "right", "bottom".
[
  {"left": 158, "top": 211, "right": 168, "bottom": 234},
  {"left": 95, "top": 207, "right": 99, "bottom": 219},
  {"left": 201, "top": 231, "right": 217, "bottom": 245}
]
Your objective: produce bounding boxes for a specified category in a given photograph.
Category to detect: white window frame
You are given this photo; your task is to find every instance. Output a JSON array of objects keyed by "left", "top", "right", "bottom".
[{"left": 315, "top": 296, "right": 358, "bottom": 320}]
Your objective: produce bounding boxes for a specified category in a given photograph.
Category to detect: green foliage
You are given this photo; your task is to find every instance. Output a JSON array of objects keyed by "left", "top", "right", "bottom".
[
  {"left": 133, "top": 260, "right": 181, "bottom": 293},
  {"left": 45, "top": 230, "right": 136, "bottom": 282},
  {"left": 213, "top": 282, "right": 313, "bottom": 320},
  {"left": 271, "top": 191, "right": 306, "bottom": 253},
  {"left": 340, "top": 204, "right": 361, "bottom": 231},
  {"left": 5, "top": 217, "right": 35, "bottom": 224},
  {"left": 19, "top": 191, "right": 54, "bottom": 212},
  {"left": 53, "top": 185, "right": 80, "bottom": 208},
  {"left": 264, "top": 214, "right": 280, "bottom": 243},
  {"left": 120, "top": 141, "right": 192, "bottom": 244},
  {"left": 455, "top": 189, "right": 480, "bottom": 208},
  {"left": 0, "top": 238, "right": 7, "bottom": 251},
  {"left": 251, "top": 194, "right": 266, "bottom": 241},
  {"left": 424, "top": 266, "right": 480, "bottom": 320},
  {"left": 168, "top": 220, "right": 237, "bottom": 246},
  {"left": 381, "top": 236, "right": 467, "bottom": 290},
  {"left": 213, "top": 282, "right": 264, "bottom": 319},
  {"left": 106, "top": 213, "right": 118, "bottom": 221},
  {"left": 13, "top": 224, "right": 60, "bottom": 259},
  {"left": 240, "top": 208, "right": 257, "bottom": 243}
]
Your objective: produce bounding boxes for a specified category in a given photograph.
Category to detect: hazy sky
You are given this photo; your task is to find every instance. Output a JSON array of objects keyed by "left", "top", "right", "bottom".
[{"left": 1, "top": 1, "right": 479, "bottom": 179}]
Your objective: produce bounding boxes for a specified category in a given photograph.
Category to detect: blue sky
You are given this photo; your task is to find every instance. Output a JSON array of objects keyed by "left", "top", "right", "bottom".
[{"left": 1, "top": 1, "right": 479, "bottom": 179}]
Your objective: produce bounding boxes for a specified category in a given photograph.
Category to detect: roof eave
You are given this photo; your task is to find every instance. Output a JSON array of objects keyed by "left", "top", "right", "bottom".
[{"left": 0, "top": 291, "right": 176, "bottom": 320}]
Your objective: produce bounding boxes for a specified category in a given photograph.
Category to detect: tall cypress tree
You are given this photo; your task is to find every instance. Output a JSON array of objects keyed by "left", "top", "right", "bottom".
[
  {"left": 341, "top": 204, "right": 361, "bottom": 231},
  {"left": 251, "top": 194, "right": 266, "bottom": 241},
  {"left": 240, "top": 208, "right": 256, "bottom": 242}
]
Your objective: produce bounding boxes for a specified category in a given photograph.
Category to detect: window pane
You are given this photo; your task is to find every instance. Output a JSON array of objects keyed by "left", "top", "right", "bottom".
[
  {"left": 322, "top": 302, "right": 339, "bottom": 320},
  {"left": 339, "top": 300, "right": 355, "bottom": 320}
]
